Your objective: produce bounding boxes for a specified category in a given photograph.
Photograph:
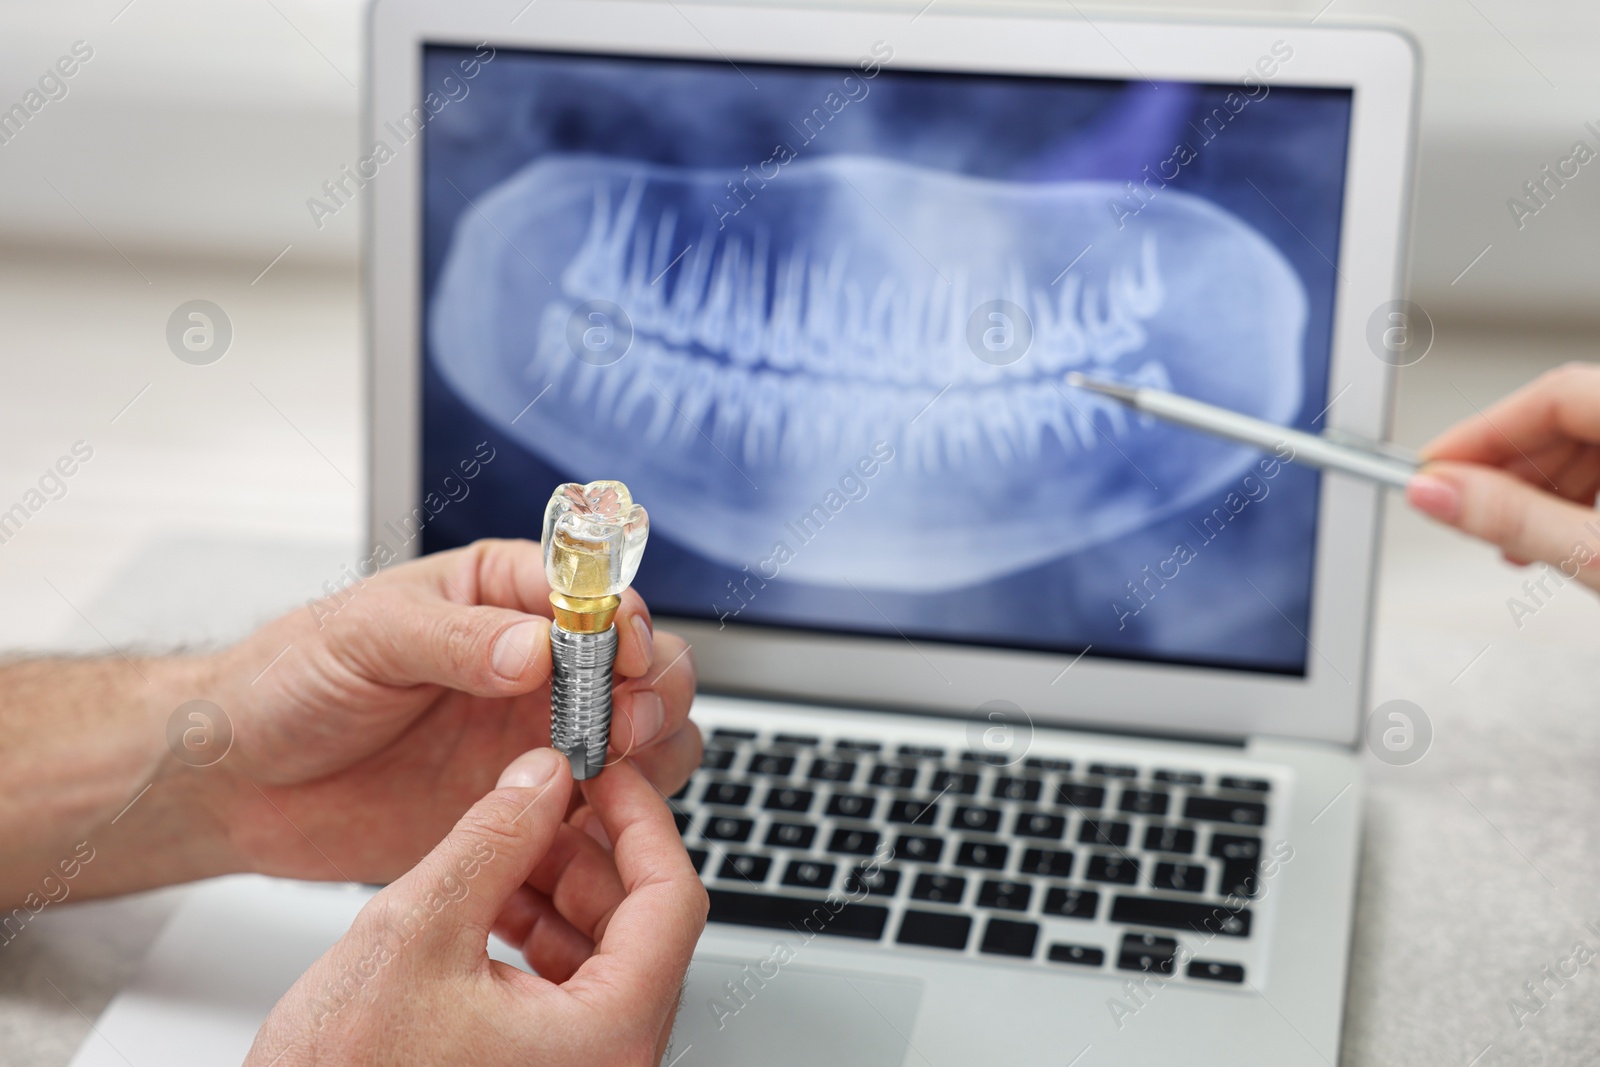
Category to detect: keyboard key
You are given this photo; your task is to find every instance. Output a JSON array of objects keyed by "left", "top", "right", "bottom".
[
  {"left": 1048, "top": 943, "right": 1105, "bottom": 967},
  {"left": 687, "top": 847, "right": 707, "bottom": 872},
  {"left": 897, "top": 910, "right": 971, "bottom": 950},
  {"left": 1056, "top": 783, "right": 1106, "bottom": 810},
  {"left": 717, "top": 853, "right": 771, "bottom": 882},
  {"left": 1118, "top": 933, "right": 1178, "bottom": 975},
  {"left": 773, "top": 733, "right": 820, "bottom": 747},
  {"left": 827, "top": 827, "right": 880, "bottom": 856},
  {"left": 1117, "top": 789, "right": 1170, "bottom": 816},
  {"left": 1024, "top": 757, "right": 1074, "bottom": 774},
  {"left": 1153, "top": 769, "right": 1203, "bottom": 786},
  {"left": 993, "top": 776, "right": 1042, "bottom": 802},
  {"left": 748, "top": 753, "right": 797, "bottom": 776},
  {"left": 703, "top": 816, "right": 754, "bottom": 843},
  {"left": 1220, "top": 861, "right": 1261, "bottom": 899},
  {"left": 763, "top": 787, "right": 815, "bottom": 814},
  {"left": 930, "top": 770, "right": 979, "bottom": 796},
  {"left": 1042, "top": 886, "right": 1099, "bottom": 919},
  {"left": 1079, "top": 819, "right": 1131, "bottom": 848},
  {"left": 897, "top": 745, "right": 946, "bottom": 760},
  {"left": 846, "top": 865, "right": 902, "bottom": 897},
  {"left": 1218, "top": 776, "right": 1271, "bottom": 793},
  {"left": 980, "top": 918, "right": 1039, "bottom": 958},
  {"left": 1110, "top": 896, "right": 1252, "bottom": 937},
  {"left": 870, "top": 764, "right": 920, "bottom": 790},
  {"left": 1209, "top": 834, "right": 1262, "bottom": 860},
  {"left": 1014, "top": 811, "right": 1066, "bottom": 840},
  {"left": 1152, "top": 862, "right": 1207, "bottom": 894},
  {"left": 1020, "top": 847, "right": 1074, "bottom": 878},
  {"left": 910, "top": 873, "right": 966, "bottom": 904},
  {"left": 893, "top": 834, "right": 944, "bottom": 864},
  {"left": 826, "top": 793, "right": 877, "bottom": 820},
  {"left": 955, "top": 840, "right": 1009, "bottom": 870},
  {"left": 977, "top": 879, "right": 1032, "bottom": 911},
  {"left": 707, "top": 889, "right": 888, "bottom": 940},
  {"left": 1189, "top": 960, "right": 1247, "bottom": 983},
  {"left": 1089, "top": 763, "right": 1138, "bottom": 779},
  {"left": 887, "top": 798, "right": 940, "bottom": 826},
  {"left": 835, "top": 738, "right": 882, "bottom": 753},
  {"left": 953, "top": 805, "right": 1003, "bottom": 833},
  {"left": 702, "top": 748, "right": 736, "bottom": 771},
  {"left": 764, "top": 821, "right": 817, "bottom": 850},
  {"left": 1085, "top": 854, "right": 1139, "bottom": 884},
  {"left": 712, "top": 728, "right": 757, "bottom": 741},
  {"left": 1211, "top": 834, "right": 1262, "bottom": 898},
  {"left": 701, "top": 781, "right": 752, "bottom": 807},
  {"left": 808, "top": 757, "right": 857, "bottom": 783},
  {"left": 781, "top": 859, "right": 836, "bottom": 890},
  {"left": 674, "top": 810, "right": 691, "bottom": 835},
  {"left": 1184, "top": 797, "right": 1267, "bottom": 826},
  {"left": 1143, "top": 825, "right": 1197, "bottom": 854}
]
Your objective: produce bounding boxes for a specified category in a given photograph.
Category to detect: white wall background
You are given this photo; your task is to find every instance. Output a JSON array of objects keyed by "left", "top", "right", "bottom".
[{"left": 0, "top": 0, "right": 1596, "bottom": 321}]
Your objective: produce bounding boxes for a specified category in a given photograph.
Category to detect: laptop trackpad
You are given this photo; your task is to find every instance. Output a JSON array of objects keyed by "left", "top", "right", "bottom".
[{"left": 664, "top": 956, "right": 923, "bottom": 1066}]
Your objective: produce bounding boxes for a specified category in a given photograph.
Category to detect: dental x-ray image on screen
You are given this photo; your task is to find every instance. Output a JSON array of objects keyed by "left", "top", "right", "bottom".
[{"left": 420, "top": 43, "right": 1353, "bottom": 676}]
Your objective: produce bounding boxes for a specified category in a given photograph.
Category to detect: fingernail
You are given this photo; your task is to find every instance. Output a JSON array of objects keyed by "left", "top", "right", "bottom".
[
  {"left": 498, "top": 747, "right": 562, "bottom": 789},
  {"left": 1407, "top": 472, "right": 1461, "bottom": 521},
  {"left": 492, "top": 620, "right": 544, "bottom": 680},
  {"left": 628, "top": 690, "right": 665, "bottom": 747},
  {"left": 632, "top": 614, "right": 654, "bottom": 665}
]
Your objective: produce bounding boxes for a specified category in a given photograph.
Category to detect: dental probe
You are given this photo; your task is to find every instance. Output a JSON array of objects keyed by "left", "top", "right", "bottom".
[{"left": 1065, "top": 373, "right": 1420, "bottom": 489}]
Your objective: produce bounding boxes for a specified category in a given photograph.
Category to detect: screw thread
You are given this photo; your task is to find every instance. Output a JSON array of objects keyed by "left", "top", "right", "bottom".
[{"left": 549, "top": 622, "right": 618, "bottom": 780}]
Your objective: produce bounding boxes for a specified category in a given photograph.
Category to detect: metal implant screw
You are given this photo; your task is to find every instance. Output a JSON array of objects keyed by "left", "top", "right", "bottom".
[{"left": 549, "top": 623, "right": 619, "bottom": 780}]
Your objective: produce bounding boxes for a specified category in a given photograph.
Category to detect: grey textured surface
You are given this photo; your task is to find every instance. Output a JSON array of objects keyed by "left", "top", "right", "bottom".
[
  {"left": 1343, "top": 327, "right": 1600, "bottom": 1067},
  {"left": 2, "top": 266, "right": 1598, "bottom": 1066},
  {"left": 0, "top": 888, "right": 190, "bottom": 1067}
]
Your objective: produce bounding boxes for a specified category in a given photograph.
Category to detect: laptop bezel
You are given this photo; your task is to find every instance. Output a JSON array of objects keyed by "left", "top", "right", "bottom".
[{"left": 366, "top": 0, "right": 1417, "bottom": 748}]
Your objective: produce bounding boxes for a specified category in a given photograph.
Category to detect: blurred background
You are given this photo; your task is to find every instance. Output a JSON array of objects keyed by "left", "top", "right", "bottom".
[
  {"left": 4, "top": 0, "right": 1599, "bottom": 303},
  {"left": 1, "top": 0, "right": 1596, "bottom": 654}
]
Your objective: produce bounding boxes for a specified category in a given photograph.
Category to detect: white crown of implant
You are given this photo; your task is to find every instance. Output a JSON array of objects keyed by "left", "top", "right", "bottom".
[{"left": 542, "top": 480, "right": 650, "bottom": 600}]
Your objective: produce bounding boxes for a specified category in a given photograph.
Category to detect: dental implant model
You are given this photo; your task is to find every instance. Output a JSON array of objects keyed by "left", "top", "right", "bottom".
[{"left": 543, "top": 480, "right": 650, "bottom": 780}]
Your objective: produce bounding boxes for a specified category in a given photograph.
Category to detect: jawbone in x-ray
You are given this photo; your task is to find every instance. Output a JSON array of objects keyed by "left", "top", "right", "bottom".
[
  {"left": 421, "top": 47, "right": 1352, "bottom": 676},
  {"left": 432, "top": 155, "right": 1306, "bottom": 589}
]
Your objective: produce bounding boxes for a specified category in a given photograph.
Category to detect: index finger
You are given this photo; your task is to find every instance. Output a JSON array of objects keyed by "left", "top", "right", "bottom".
[
  {"left": 412, "top": 538, "right": 656, "bottom": 677},
  {"left": 1424, "top": 363, "right": 1600, "bottom": 465},
  {"left": 564, "top": 759, "right": 708, "bottom": 1014}
]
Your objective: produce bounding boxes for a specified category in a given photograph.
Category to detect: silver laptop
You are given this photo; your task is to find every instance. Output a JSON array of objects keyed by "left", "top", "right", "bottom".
[{"left": 368, "top": 3, "right": 1417, "bottom": 1063}]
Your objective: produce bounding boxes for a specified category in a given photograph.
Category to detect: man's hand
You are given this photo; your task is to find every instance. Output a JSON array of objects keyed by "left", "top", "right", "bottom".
[
  {"left": 207, "top": 538, "right": 700, "bottom": 884},
  {"left": 247, "top": 748, "right": 708, "bottom": 1067},
  {"left": 0, "top": 538, "right": 698, "bottom": 907},
  {"left": 1410, "top": 362, "right": 1600, "bottom": 591}
]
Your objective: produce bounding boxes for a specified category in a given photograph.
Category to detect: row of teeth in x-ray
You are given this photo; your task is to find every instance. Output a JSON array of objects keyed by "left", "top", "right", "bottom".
[
  {"left": 529, "top": 305, "right": 1174, "bottom": 472},
  {"left": 558, "top": 183, "right": 1166, "bottom": 384}
]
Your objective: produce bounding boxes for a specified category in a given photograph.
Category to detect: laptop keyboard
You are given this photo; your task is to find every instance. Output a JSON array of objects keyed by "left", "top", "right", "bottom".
[{"left": 672, "top": 724, "right": 1283, "bottom": 986}]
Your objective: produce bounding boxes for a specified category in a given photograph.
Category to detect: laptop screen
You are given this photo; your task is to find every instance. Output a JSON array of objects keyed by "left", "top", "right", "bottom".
[{"left": 418, "top": 42, "right": 1353, "bottom": 678}]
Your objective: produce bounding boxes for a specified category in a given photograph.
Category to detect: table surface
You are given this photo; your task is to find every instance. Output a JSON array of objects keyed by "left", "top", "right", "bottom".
[{"left": 2, "top": 252, "right": 1598, "bottom": 1067}]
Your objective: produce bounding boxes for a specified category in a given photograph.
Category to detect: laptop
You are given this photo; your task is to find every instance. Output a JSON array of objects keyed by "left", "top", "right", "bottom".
[{"left": 367, "top": 3, "right": 1418, "bottom": 1063}]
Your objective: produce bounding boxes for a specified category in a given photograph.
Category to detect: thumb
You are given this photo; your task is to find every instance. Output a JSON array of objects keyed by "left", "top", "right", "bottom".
[
  {"left": 1409, "top": 463, "right": 1600, "bottom": 590},
  {"left": 335, "top": 587, "right": 553, "bottom": 696},
  {"left": 378, "top": 748, "right": 573, "bottom": 960}
]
